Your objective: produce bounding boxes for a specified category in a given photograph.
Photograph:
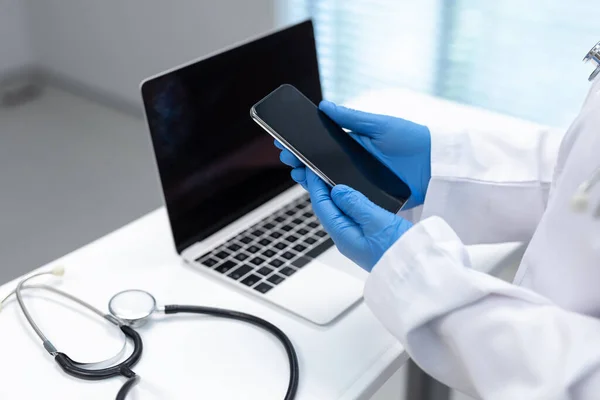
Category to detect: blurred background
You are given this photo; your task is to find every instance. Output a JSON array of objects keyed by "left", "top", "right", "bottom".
[
  {"left": 0, "top": 1, "right": 597, "bottom": 398},
  {"left": 283, "top": 0, "right": 598, "bottom": 127}
]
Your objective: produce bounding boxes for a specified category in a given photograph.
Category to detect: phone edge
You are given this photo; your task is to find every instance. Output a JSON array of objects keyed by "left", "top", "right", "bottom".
[{"left": 250, "top": 107, "right": 336, "bottom": 188}]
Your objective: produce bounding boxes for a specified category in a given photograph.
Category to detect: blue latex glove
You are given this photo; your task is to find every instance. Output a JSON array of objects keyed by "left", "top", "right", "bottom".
[
  {"left": 277, "top": 100, "right": 432, "bottom": 208},
  {"left": 300, "top": 169, "right": 412, "bottom": 271}
]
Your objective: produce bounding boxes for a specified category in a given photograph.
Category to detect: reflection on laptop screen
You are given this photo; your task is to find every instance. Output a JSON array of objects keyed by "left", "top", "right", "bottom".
[{"left": 141, "top": 21, "right": 322, "bottom": 252}]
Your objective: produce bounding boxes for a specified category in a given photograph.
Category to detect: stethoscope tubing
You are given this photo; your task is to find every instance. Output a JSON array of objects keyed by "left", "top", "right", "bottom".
[
  {"left": 164, "top": 304, "right": 299, "bottom": 400},
  {"left": 53, "top": 324, "right": 142, "bottom": 380}
]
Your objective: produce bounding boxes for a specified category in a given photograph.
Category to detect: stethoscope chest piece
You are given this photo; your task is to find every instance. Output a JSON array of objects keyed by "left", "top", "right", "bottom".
[
  {"left": 109, "top": 289, "right": 157, "bottom": 328},
  {"left": 584, "top": 41, "right": 600, "bottom": 81}
]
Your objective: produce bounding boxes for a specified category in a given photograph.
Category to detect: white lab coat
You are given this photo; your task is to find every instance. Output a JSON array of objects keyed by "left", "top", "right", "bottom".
[{"left": 364, "top": 75, "right": 600, "bottom": 399}]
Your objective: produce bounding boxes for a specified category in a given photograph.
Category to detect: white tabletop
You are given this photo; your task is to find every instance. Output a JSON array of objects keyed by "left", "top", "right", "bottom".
[
  {"left": 0, "top": 208, "right": 408, "bottom": 400},
  {"left": 0, "top": 88, "right": 533, "bottom": 400}
]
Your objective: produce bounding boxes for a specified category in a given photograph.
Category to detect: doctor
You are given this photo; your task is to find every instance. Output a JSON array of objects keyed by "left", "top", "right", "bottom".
[{"left": 275, "top": 43, "right": 600, "bottom": 399}]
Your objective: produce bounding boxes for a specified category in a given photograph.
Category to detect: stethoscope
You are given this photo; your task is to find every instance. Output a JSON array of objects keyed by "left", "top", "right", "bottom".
[
  {"left": 570, "top": 41, "right": 600, "bottom": 214},
  {"left": 584, "top": 40, "right": 600, "bottom": 82},
  {"left": 0, "top": 267, "right": 299, "bottom": 400}
]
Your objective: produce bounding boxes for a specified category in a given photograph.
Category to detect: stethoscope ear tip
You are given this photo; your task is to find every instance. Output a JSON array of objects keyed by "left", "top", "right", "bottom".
[
  {"left": 52, "top": 266, "right": 65, "bottom": 277},
  {"left": 571, "top": 192, "right": 589, "bottom": 213}
]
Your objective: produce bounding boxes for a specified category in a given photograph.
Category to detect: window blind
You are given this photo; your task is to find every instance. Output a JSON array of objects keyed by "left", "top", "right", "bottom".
[
  {"left": 280, "top": 0, "right": 598, "bottom": 127},
  {"left": 282, "top": 0, "right": 443, "bottom": 104}
]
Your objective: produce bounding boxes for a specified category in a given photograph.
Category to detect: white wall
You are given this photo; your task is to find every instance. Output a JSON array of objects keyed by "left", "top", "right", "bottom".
[
  {"left": 0, "top": 0, "right": 34, "bottom": 75},
  {"left": 25, "top": 0, "right": 277, "bottom": 108}
]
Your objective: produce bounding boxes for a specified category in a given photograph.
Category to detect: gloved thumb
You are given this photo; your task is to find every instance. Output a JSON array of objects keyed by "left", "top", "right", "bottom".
[
  {"left": 330, "top": 185, "right": 392, "bottom": 227},
  {"left": 319, "top": 101, "right": 389, "bottom": 138}
]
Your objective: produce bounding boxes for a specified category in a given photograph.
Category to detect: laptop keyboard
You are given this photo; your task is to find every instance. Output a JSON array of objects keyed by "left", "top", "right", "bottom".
[{"left": 196, "top": 193, "right": 333, "bottom": 294}]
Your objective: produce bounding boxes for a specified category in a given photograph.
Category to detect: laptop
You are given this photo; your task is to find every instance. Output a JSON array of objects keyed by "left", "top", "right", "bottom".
[{"left": 140, "top": 20, "right": 363, "bottom": 325}]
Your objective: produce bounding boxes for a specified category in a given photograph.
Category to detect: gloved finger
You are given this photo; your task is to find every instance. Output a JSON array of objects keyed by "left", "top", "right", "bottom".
[
  {"left": 330, "top": 185, "right": 394, "bottom": 227},
  {"left": 305, "top": 170, "right": 355, "bottom": 232},
  {"left": 274, "top": 140, "right": 284, "bottom": 150},
  {"left": 319, "top": 100, "right": 390, "bottom": 137},
  {"left": 290, "top": 167, "right": 307, "bottom": 189},
  {"left": 279, "top": 148, "right": 303, "bottom": 168}
]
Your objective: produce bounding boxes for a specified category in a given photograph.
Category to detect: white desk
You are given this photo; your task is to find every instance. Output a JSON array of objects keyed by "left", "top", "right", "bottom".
[
  {"left": 0, "top": 208, "right": 409, "bottom": 400},
  {"left": 0, "top": 88, "right": 532, "bottom": 400}
]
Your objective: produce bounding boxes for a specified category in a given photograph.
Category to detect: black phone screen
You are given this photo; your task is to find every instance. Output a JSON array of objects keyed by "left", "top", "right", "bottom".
[{"left": 252, "top": 84, "right": 411, "bottom": 213}]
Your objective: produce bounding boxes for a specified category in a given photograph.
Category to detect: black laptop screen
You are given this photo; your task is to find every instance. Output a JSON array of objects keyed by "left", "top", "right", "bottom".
[{"left": 141, "top": 21, "right": 322, "bottom": 253}]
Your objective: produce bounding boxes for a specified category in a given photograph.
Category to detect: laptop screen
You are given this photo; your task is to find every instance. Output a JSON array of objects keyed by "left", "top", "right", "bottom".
[{"left": 141, "top": 21, "right": 322, "bottom": 253}]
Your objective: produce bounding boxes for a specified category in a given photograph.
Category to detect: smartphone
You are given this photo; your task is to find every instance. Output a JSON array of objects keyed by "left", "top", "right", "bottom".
[{"left": 250, "top": 84, "right": 411, "bottom": 213}]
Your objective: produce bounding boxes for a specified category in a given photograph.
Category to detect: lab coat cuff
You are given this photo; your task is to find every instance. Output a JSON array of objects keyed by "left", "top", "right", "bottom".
[{"left": 364, "top": 216, "right": 481, "bottom": 335}]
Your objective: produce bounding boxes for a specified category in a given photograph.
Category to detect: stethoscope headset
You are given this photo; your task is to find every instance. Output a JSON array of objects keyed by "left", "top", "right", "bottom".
[{"left": 570, "top": 41, "right": 600, "bottom": 214}]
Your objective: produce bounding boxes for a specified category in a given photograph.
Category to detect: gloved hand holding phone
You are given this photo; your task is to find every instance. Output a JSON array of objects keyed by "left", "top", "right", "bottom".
[
  {"left": 275, "top": 100, "right": 431, "bottom": 270},
  {"left": 277, "top": 101, "right": 432, "bottom": 207},
  {"left": 303, "top": 168, "right": 413, "bottom": 271}
]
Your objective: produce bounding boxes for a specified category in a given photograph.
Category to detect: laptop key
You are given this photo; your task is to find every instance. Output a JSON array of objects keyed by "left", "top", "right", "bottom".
[
  {"left": 267, "top": 274, "right": 285, "bottom": 285},
  {"left": 270, "top": 231, "right": 283, "bottom": 239},
  {"left": 274, "top": 242, "right": 287, "bottom": 250},
  {"left": 306, "top": 238, "right": 334, "bottom": 259},
  {"left": 281, "top": 251, "right": 295, "bottom": 260},
  {"left": 251, "top": 229, "right": 264, "bottom": 237},
  {"left": 262, "top": 249, "right": 276, "bottom": 258},
  {"left": 257, "top": 266, "right": 274, "bottom": 276},
  {"left": 215, "top": 250, "right": 230, "bottom": 259},
  {"left": 227, "top": 243, "right": 241, "bottom": 252},
  {"left": 292, "top": 218, "right": 303, "bottom": 225},
  {"left": 315, "top": 230, "right": 327, "bottom": 237},
  {"left": 304, "top": 237, "right": 317, "bottom": 245},
  {"left": 239, "top": 236, "right": 253, "bottom": 244},
  {"left": 293, "top": 244, "right": 306, "bottom": 252},
  {"left": 281, "top": 225, "right": 293, "bottom": 232},
  {"left": 284, "top": 235, "right": 299, "bottom": 243},
  {"left": 285, "top": 210, "right": 296, "bottom": 216},
  {"left": 297, "top": 228, "right": 309, "bottom": 235},
  {"left": 254, "top": 282, "right": 274, "bottom": 293},
  {"left": 274, "top": 216, "right": 285, "bottom": 223},
  {"left": 215, "top": 261, "right": 237, "bottom": 274},
  {"left": 228, "top": 265, "right": 253, "bottom": 280},
  {"left": 303, "top": 211, "right": 314, "bottom": 218},
  {"left": 234, "top": 253, "right": 249, "bottom": 261},
  {"left": 307, "top": 221, "right": 319, "bottom": 228},
  {"left": 292, "top": 256, "right": 311, "bottom": 269},
  {"left": 258, "top": 238, "right": 271, "bottom": 246},
  {"left": 241, "top": 274, "right": 261, "bottom": 287},
  {"left": 269, "top": 258, "right": 285, "bottom": 268},
  {"left": 247, "top": 245, "right": 260, "bottom": 254},
  {"left": 280, "top": 267, "right": 296, "bottom": 277},
  {"left": 264, "top": 222, "right": 275, "bottom": 230},
  {"left": 200, "top": 257, "right": 219, "bottom": 267},
  {"left": 250, "top": 257, "right": 265, "bottom": 266}
]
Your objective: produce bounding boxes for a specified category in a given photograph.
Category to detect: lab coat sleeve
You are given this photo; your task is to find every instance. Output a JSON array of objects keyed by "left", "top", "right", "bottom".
[
  {"left": 364, "top": 217, "right": 600, "bottom": 400},
  {"left": 421, "top": 124, "right": 564, "bottom": 244}
]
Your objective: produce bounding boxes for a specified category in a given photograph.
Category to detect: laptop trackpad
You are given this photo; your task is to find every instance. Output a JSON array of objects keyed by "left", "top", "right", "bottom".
[{"left": 265, "top": 259, "right": 364, "bottom": 325}]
